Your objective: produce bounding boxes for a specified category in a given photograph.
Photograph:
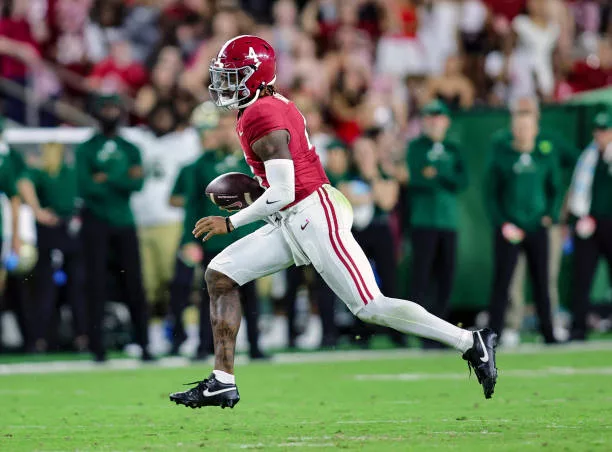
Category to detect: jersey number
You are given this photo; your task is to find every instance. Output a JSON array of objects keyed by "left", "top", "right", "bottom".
[{"left": 272, "top": 94, "right": 314, "bottom": 151}]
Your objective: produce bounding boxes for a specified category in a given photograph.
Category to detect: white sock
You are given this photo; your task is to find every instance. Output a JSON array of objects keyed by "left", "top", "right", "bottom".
[
  {"left": 358, "top": 296, "right": 474, "bottom": 353},
  {"left": 213, "top": 370, "right": 235, "bottom": 385}
]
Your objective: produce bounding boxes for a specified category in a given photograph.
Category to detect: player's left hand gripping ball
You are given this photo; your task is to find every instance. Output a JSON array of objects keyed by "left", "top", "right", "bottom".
[{"left": 193, "top": 216, "right": 233, "bottom": 242}]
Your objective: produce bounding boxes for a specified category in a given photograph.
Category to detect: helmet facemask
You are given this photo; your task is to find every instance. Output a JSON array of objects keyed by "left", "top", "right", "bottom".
[{"left": 209, "top": 63, "right": 257, "bottom": 110}]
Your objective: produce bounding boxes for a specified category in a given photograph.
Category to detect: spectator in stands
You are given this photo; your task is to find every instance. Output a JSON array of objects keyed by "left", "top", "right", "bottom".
[
  {"left": 568, "top": 38, "right": 612, "bottom": 94},
  {"left": 339, "top": 136, "right": 403, "bottom": 346},
  {"left": 88, "top": 38, "right": 148, "bottom": 96},
  {"left": 496, "top": 96, "right": 579, "bottom": 346},
  {"left": 130, "top": 101, "right": 200, "bottom": 317},
  {"left": 181, "top": 8, "right": 241, "bottom": 100},
  {"left": 135, "top": 46, "right": 183, "bottom": 120},
  {"left": 122, "top": 0, "right": 162, "bottom": 63},
  {"left": 425, "top": 55, "right": 475, "bottom": 111},
  {"left": 484, "top": 101, "right": 562, "bottom": 344},
  {"left": 76, "top": 94, "right": 152, "bottom": 362},
  {"left": 375, "top": 0, "right": 427, "bottom": 77},
  {"left": 283, "top": 34, "right": 328, "bottom": 102},
  {"left": 0, "top": 0, "right": 42, "bottom": 123},
  {"left": 405, "top": 101, "right": 468, "bottom": 346},
  {"left": 418, "top": 0, "right": 460, "bottom": 76},
  {"left": 329, "top": 64, "right": 370, "bottom": 145},
  {"left": 511, "top": 0, "right": 560, "bottom": 101},
  {"left": 271, "top": 0, "right": 301, "bottom": 79},
  {"left": 458, "top": 0, "right": 490, "bottom": 101},
  {"left": 302, "top": 104, "right": 334, "bottom": 166},
  {"left": 567, "top": 109, "right": 612, "bottom": 341},
  {"left": 18, "top": 142, "right": 87, "bottom": 352},
  {"left": 86, "top": 0, "right": 126, "bottom": 63}
]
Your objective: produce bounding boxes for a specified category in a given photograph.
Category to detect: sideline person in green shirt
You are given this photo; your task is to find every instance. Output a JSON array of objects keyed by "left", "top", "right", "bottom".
[
  {"left": 405, "top": 101, "right": 468, "bottom": 345},
  {"left": 493, "top": 96, "right": 580, "bottom": 345},
  {"left": 340, "top": 136, "right": 403, "bottom": 347},
  {"left": 567, "top": 109, "right": 612, "bottom": 340},
  {"left": 18, "top": 142, "right": 87, "bottom": 352},
  {"left": 484, "top": 106, "right": 561, "bottom": 344},
  {"left": 76, "top": 94, "right": 152, "bottom": 362},
  {"left": 0, "top": 119, "right": 21, "bottom": 260},
  {"left": 168, "top": 109, "right": 267, "bottom": 360}
]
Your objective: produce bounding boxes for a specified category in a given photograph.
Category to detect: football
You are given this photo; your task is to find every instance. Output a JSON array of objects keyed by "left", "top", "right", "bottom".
[{"left": 205, "top": 172, "right": 265, "bottom": 211}]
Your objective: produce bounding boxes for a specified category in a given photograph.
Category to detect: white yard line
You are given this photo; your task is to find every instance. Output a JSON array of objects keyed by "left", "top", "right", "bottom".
[
  {"left": 354, "top": 366, "right": 612, "bottom": 381},
  {"left": 0, "top": 341, "right": 611, "bottom": 376}
]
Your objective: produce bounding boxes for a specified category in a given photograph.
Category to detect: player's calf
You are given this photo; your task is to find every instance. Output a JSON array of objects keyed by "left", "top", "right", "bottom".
[{"left": 205, "top": 268, "right": 242, "bottom": 374}]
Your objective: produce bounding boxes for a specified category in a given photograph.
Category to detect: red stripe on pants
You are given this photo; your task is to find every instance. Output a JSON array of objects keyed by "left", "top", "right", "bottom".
[
  {"left": 321, "top": 187, "right": 374, "bottom": 302},
  {"left": 317, "top": 188, "right": 370, "bottom": 305}
]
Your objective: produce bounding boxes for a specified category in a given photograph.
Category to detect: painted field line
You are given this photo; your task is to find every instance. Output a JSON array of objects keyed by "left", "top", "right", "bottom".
[
  {"left": 353, "top": 366, "right": 612, "bottom": 381},
  {"left": 0, "top": 341, "right": 611, "bottom": 376}
]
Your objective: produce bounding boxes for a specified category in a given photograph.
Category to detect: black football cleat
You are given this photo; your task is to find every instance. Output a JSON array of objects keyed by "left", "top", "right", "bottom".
[
  {"left": 169, "top": 373, "right": 240, "bottom": 409},
  {"left": 462, "top": 328, "right": 498, "bottom": 399}
]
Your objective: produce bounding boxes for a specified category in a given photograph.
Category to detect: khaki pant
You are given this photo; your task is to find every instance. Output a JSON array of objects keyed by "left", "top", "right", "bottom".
[
  {"left": 138, "top": 222, "right": 182, "bottom": 305},
  {"left": 506, "top": 225, "right": 562, "bottom": 330}
]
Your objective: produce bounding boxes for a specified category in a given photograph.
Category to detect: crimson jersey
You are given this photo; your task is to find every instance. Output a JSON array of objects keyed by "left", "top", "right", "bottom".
[{"left": 237, "top": 94, "right": 329, "bottom": 208}]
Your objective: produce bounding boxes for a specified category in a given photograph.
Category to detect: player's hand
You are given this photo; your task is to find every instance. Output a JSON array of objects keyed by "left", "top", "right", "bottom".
[
  {"left": 193, "top": 216, "right": 232, "bottom": 242},
  {"left": 128, "top": 166, "right": 143, "bottom": 179},
  {"left": 35, "top": 208, "right": 60, "bottom": 227},
  {"left": 93, "top": 172, "right": 107, "bottom": 183},
  {"left": 422, "top": 166, "right": 437, "bottom": 179},
  {"left": 541, "top": 216, "right": 552, "bottom": 227}
]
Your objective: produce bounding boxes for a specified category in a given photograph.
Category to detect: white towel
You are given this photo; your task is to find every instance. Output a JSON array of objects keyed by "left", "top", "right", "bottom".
[{"left": 568, "top": 142, "right": 612, "bottom": 217}]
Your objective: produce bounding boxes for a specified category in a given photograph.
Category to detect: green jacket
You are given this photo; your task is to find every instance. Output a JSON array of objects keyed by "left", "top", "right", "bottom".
[
  {"left": 75, "top": 133, "right": 144, "bottom": 226},
  {"left": 484, "top": 136, "right": 562, "bottom": 232},
  {"left": 491, "top": 128, "right": 581, "bottom": 189},
  {"left": 0, "top": 148, "right": 18, "bottom": 241},
  {"left": 406, "top": 135, "right": 468, "bottom": 230},
  {"left": 589, "top": 152, "right": 612, "bottom": 220},
  {"left": 26, "top": 164, "right": 78, "bottom": 219},
  {"left": 180, "top": 149, "right": 262, "bottom": 252}
]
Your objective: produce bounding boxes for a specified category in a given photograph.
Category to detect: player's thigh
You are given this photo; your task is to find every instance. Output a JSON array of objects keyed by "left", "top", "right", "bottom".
[
  {"left": 207, "top": 224, "right": 295, "bottom": 286},
  {"left": 301, "top": 186, "right": 381, "bottom": 314}
]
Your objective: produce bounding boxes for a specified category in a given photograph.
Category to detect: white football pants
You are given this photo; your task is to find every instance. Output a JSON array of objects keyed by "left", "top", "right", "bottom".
[{"left": 208, "top": 185, "right": 473, "bottom": 352}]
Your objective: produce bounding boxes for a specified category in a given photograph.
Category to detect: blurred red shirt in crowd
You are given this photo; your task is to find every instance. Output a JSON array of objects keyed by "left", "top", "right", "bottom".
[
  {"left": 484, "top": 0, "right": 527, "bottom": 21},
  {"left": 568, "top": 60, "right": 612, "bottom": 93},
  {"left": 89, "top": 40, "right": 148, "bottom": 95},
  {"left": 0, "top": 14, "right": 40, "bottom": 79}
]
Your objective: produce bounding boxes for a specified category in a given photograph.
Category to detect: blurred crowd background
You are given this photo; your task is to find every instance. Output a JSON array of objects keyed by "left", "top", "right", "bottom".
[
  {"left": 0, "top": 0, "right": 611, "bottom": 360},
  {"left": 0, "top": 0, "right": 610, "bottom": 128}
]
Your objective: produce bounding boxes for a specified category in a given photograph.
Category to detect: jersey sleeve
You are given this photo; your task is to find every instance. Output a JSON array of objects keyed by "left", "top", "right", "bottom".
[{"left": 242, "top": 99, "right": 288, "bottom": 147}]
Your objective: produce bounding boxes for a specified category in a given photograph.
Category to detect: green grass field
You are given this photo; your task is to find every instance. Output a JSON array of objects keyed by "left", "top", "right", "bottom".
[{"left": 1, "top": 345, "right": 611, "bottom": 451}]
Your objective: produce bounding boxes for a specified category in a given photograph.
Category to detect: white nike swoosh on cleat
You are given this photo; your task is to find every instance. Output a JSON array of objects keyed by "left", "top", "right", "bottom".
[
  {"left": 476, "top": 332, "right": 489, "bottom": 363},
  {"left": 203, "top": 387, "right": 236, "bottom": 397}
]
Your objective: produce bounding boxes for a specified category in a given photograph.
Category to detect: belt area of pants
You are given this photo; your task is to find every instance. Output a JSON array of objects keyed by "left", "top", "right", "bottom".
[{"left": 268, "top": 187, "right": 324, "bottom": 266}]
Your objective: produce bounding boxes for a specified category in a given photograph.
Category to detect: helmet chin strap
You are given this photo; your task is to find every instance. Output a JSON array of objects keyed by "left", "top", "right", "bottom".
[
  {"left": 236, "top": 76, "right": 277, "bottom": 110},
  {"left": 237, "top": 88, "right": 262, "bottom": 109}
]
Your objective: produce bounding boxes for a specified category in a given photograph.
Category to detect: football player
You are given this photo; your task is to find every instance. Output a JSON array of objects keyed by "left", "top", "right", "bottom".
[{"left": 169, "top": 36, "right": 498, "bottom": 408}]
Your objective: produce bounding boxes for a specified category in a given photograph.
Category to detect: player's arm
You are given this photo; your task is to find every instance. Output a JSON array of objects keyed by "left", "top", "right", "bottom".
[
  {"left": 18, "top": 175, "right": 60, "bottom": 226},
  {"left": 229, "top": 130, "right": 294, "bottom": 226},
  {"left": 193, "top": 130, "right": 295, "bottom": 241}
]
